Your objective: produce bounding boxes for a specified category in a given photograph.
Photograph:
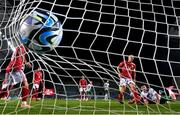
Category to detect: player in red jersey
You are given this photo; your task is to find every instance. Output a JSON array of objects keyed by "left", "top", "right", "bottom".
[
  {"left": 117, "top": 55, "right": 141, "bottom": 104},
  {"left": 79, "top": 76, "right": 87, "bottom": 101},
  {"left": 32, "top": 67, "right": 44, "bottom": 100},
  {"left": 0, "top": 44, "right": 31, "bottom": 108}
]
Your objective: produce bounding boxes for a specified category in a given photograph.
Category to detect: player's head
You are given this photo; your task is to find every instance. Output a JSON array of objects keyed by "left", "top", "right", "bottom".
[
  {"left": 37, "top": 66, "right": 41, "bottom": 71},
  {"left": 128, "top": 55, "right": 134, "bottom": 62},
  {"left": 82, "top": 75, "right": 85, "bottom": 79},
  {"left": 141, "top": 85, "right": 148, "bottom": 92},
  {"left": 16, "top": 44, "right": 26, "bottom": 55},
  {"left": 17, "top": 44, "right": 24, "bottom": 49}
]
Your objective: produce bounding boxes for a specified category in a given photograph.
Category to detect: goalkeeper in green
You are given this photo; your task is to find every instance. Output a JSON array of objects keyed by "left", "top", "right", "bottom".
[{"left": 159, "top": 86, "right": 179, "bottom": 104}]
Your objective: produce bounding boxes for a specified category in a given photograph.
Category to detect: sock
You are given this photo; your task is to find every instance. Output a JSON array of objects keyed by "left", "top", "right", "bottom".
[
  {"left": 22, "top": 87, "right": 29, "bottom": 101},
  {"left": 32, "top": 89, "right": 38, "bottom": 99},
  {"left": 131, "top": 86, "right": 140, "bottom": 102},
  {"left": 35, "top": 89, "right": 39, "bottom": 98},
  {"left": 0, "top": 89, "right": 8, "bottom": 98},
  {"left": 133, "top": 91, "right": 141, "bottom": 101},
  {"left": 32, "top": 89, "right": 36, "bottom": 99},
  {"left": 118, "top": 92, "right": 123, "bottom": 101}
]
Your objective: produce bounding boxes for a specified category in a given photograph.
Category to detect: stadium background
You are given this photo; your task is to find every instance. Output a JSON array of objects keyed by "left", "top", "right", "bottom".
[{"left": 0, "top": 0, "right": 180, "bottom": 100}]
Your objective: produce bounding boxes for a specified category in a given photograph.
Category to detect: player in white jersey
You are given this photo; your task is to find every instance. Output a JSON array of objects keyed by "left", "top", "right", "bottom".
[
  {"left": 86, "top": 81, "right": 93, "bottom": 101},
  {"left": 104, "top": 80, "right": 110, "bottom": 100},
  {"left": 140, "top": 85, "right": 160, "bottom": 105}
]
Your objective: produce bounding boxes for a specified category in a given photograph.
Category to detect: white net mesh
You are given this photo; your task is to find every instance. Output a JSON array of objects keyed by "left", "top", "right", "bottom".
[{"left": 0, "top": 0, "right": 180, "bottom": 114}]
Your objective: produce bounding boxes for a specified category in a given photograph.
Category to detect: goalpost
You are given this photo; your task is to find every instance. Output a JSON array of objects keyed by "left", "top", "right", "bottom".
[{"left": 0, "top": 0, "right": 180, "bottom": 114}]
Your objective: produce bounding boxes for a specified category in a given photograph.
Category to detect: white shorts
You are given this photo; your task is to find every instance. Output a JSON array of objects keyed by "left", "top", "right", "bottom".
[
  {"left": 33, "top": 83, "right": 40, "bottom": 89},
  {"left": 79, "top": 87, "right": 86, "bottom": 93},
  {"left": 2, "top": 70, "right": 27, "bottom": 89},
  {"left": 119, "top": 77, "right": 134, "bottom": 86}
]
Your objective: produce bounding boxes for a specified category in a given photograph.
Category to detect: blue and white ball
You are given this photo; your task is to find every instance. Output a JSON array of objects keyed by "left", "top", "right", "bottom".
[{"left": 19, "top": 9, "right": 63, "bottom": 53}]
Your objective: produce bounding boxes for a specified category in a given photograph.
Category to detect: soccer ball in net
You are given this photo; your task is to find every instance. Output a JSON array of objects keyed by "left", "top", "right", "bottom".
[{"left": 19, "top": 9, "right": 63, "bottom": 53}]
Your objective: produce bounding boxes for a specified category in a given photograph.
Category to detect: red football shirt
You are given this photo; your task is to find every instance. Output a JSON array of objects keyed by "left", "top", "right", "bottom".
[
  {"left": 34, "top": 71, "right": 42, "bottom": 84},
  {"left": 118, "top": 60, "right": 136, "bottom": 79},
  {"left": 6, "top": 45, "right": 26, "bottom": 72},
  {"left": 79, "top": 79, "right": 87, "bottom": 88}
]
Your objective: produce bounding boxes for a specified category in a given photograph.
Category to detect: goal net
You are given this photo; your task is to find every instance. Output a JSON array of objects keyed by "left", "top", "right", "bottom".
[{"left": 0, "top": 0, "right": 180, "bottom": 114}]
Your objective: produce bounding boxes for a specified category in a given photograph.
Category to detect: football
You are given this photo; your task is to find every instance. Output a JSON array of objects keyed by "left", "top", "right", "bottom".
[{"left": 19, "top": 9, "right": 63, "bottom": 53}]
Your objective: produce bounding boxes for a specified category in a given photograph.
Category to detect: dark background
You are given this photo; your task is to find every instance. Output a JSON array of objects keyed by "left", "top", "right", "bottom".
[{"left": 0, "top": 0, "right": 180, "bottom": 98}]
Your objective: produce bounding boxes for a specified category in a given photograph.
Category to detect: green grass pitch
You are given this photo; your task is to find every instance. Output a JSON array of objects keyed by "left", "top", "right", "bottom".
[{"left": 0, "top": 99, "right": 180, "bottom": 114}]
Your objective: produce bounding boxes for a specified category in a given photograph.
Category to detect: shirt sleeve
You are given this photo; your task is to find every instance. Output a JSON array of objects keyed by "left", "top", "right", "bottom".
[
  {"left": 150, "top": 88, "right": 157, "bottom": 95},
  {"left": 140, "top": 92, "right": 144, "bottom": 97},
  {"left": 7, "top": 59, "right": 15, "bottom": 69},
  {"left": 118, "top": 61, "right": 124, "bottom": 68}
]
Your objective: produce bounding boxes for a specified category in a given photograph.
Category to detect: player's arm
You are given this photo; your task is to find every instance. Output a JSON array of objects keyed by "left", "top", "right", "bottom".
[
  {"left": 7, "top": 48, "right": 18, "bottom": 71},
  {"left": 6, "top": 47, "right": 20, "bottom": 72},
  {"left": 143, "top": 98, "right": 149, "bottom": 106},
  {"left": 6, "top": 59, "right": 15, "bottom": 73},
  {"left": 151, "top": 88, "right": 160, "bottom": 104},
  {"left": 140, "top": 92, "right": 147, "bottom": 106},
  {"left": 41, "top": 72, "right": 45, "bottom": 92},
  {"left": 10, "top": 47, "right": 18, "bottom": 61},
  {"left": 33, "top": 72, "right": 37, "bottom": 83},
  {"left": 116, "top": 64, "right": 121, "bottom": 74},
  {"left": 21, "top": 45, "right": 31, "bottom": 68},
  {"left": 24, "top": 52, "right": 32, "bottom": 68},
  {"left": 40, "top": 72, "right": 44, "bottom": 83},
  {"left": 116, "top": 61, "right": 124, "bottom": 75},
  {"left": 155, "top": 93, "right": 160, "bottom": 104},
  {"left": 79, "top": 80, "right": 82, "bottom": 88},
  {"left": 85, "top": 80, "right": 87, "bottom": 87},
  {"left": 142, "top": 96, "right": 149, "bottom": 106},
  {"left": 25, "top": 60, "right": 31, "bottom": 68},
  {"left": 133, "top": 65, "right": 136, "bottom": 82}
]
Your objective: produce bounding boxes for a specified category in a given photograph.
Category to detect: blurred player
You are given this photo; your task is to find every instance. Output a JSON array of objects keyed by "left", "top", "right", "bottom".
[
  {"left": 140, "top": 85, "right": 160, "bottom": 106},
  {"left": 32, "top": 67, "right": 44, "bottom": 101},
  {"left": 117, "top": 55, "right": 141, "bottom": 104},
  {"left": 104, "top": 80, "right": 109, "bottom": 100},
  {"left": 79, "top": 76, "right": 87, "bottom": 101},
  {"left": 86, "top": 81, "right": 93, "bottom": 101},
  {"left": 159, "top": 86, "right": 179, "bottom": 104},
  {"left": 0, "top": 44, "right": 31, "bottom": 108}
]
